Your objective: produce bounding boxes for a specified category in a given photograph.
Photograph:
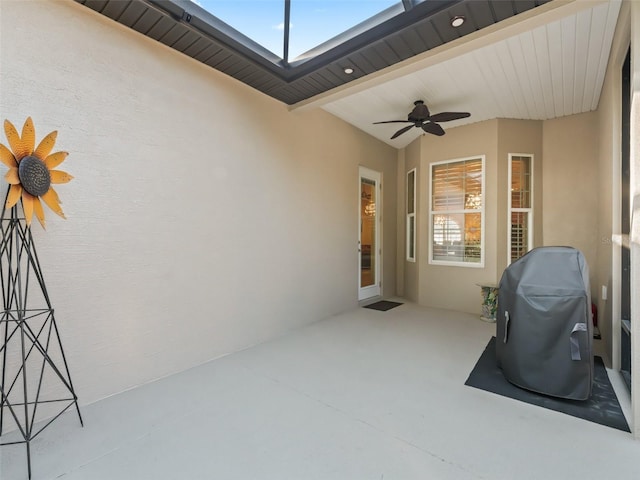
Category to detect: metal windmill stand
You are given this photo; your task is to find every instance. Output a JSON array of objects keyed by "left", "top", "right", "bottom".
[{"left": 0, "top": 193, "right": 82, "bottom": 479}]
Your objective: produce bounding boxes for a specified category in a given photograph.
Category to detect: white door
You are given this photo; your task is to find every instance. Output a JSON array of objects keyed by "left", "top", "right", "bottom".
[{"left": 358, "top": 167, "right": 381, "bottom": 300}]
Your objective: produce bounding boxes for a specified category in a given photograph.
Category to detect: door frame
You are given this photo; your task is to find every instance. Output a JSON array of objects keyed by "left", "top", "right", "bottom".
[
  {"left": 358, "top": 166, "right": 382, "bottom": 301},
  {"left": 618, "top": 47, "right": 631, "bottom": 384}
]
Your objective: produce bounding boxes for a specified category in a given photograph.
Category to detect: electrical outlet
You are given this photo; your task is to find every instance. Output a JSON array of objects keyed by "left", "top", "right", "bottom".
[{"left": 601, "top": 285, "right": 607, "bottom": 301}]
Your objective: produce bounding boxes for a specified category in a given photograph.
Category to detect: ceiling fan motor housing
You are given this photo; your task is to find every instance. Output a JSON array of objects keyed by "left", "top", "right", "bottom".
[{"left": 408, "top": 100, "right": 430, "bottom": 122}]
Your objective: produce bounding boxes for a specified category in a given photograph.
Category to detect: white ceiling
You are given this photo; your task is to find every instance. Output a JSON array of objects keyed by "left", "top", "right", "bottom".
[{"left": 306, "top": 0, "right": 622, "bottom": 149}]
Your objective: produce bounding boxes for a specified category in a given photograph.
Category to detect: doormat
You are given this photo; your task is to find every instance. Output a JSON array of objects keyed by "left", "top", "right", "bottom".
[
  {"left": 363, "top": 300, "right": 403, "bottom": 311},
  {"left": 465, "top": 337, "right": 630, "bottom": 432}
]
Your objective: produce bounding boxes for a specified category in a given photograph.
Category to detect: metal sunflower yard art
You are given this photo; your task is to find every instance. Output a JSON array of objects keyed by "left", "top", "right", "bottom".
[
  {"left": 0, "top": 117, "right": 72, "bottom": 228},
  {"left": 0, "top": 117, "right": 82, "bottom": 479}
]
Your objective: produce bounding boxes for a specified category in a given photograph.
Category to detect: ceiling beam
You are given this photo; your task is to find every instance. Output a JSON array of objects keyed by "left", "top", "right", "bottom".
[{"left": 283, "top": 0, "right": 291, "bottom": 65}]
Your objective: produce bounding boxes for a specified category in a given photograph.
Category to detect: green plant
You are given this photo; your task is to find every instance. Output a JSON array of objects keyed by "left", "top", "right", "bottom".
[{"left": 482, "top": 287, "right": 498, "bottom": 317}]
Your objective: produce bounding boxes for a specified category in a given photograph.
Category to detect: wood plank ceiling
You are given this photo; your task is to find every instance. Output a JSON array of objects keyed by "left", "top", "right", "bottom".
[{"left": 322, "top": 0, "right": 622, "bottom": 147}]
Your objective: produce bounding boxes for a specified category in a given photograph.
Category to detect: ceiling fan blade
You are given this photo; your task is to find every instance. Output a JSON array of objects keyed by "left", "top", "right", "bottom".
[
  {"left": 428, "top": 112, "right": 471, "bottom": 122},
  {"left": 391, "top": 124, "right": 415, "bottom": 139},
  {"left": 421, "top": 122, "right": 445, "bottom": 136},
  {"left": 373, "top": 120, "right": 412, "bottom": 124}
]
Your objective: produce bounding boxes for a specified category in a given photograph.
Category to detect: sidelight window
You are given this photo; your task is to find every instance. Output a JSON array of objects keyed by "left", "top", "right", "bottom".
[
  {"left": 508, "top": 154, "right": 533, "bottom": 263},
  {"left": 406, "top": 168, "right": 416, "bottom": 262}
]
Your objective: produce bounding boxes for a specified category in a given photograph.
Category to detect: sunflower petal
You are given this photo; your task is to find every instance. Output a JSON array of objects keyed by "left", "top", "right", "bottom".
[
  {"left": 6, "top": 184, "right": 22, "bottom": 209},
  {"left": 0, "top": 144, "right": 16, "bottom": 168},
  {"left": 41, "top": 188, "right": 66, "bottom": 218},
  {"left": 50, "top": 170, "right": 74, "bottom": 184},
  {"left": 44, "top": 151, "right": 68, "bottom": 170},
  {"left": 21, "top": 117, "right": 35, "bottom": 156},
  {"left": 4, "top": 120, "right": 24, "bottom": 160},
  {"left": 5, "top": 167, "right": 20, "bottom": 184},
  {"left": 22, "top": 192, "right": 34, "bottom": 226},
  {"left": 34, "top": 130, "right": 58, "bottom": 160},
  {"left": 48, "top": 185, "right": 62, "bottom": 205},
  {"left": 32, "top": 196, "right": 46, "bottom": 229}
]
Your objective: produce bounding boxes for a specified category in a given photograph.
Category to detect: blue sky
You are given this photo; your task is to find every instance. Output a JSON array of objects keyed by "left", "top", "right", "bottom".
[{"left": 193, "top": 1, "right": 399, "bottom": 59}]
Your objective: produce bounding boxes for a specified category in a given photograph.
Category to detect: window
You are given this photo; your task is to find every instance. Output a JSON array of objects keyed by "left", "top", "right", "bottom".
[
  {"left": 430, "top": 156, "right": 484, "bottom": 266},
  {"left": 406, "top": 168, "right": 416, "bottom": 262},
  {"left": 508, "top": 154, "right": 533, "bottom": 263}
]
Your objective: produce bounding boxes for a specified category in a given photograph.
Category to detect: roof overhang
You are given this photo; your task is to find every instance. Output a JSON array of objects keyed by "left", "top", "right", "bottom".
[{"left": 74, "top": 0, "right": 550, "bottom": 105}]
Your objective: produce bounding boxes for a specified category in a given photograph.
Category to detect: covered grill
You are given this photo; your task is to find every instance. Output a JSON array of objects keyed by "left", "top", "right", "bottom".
[{"left": 496, "top": 247, "right": 593, "bottom": 400}]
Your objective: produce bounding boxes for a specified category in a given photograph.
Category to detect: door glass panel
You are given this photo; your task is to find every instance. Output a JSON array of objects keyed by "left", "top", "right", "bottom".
[{"left": 360, "top": 177, "right": 376, "bottom": 288}]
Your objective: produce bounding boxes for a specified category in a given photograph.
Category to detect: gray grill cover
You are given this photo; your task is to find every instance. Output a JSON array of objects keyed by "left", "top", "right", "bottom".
[{"left": 496, "top": 247, "right": 593, "bottom": 400}]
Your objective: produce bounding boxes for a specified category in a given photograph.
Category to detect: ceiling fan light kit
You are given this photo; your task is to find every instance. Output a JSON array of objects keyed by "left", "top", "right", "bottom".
[{"left": 373, "top": 100, "right": 470, "bottom": 139}]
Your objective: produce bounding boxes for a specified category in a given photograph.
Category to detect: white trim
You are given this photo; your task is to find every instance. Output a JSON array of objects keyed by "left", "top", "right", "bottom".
[
  {"left": 507, "top": 153, "right": 534, "bottom": 264},
  {"left": 428, "top": 155, "right": 485, "bottom": 268},
  {"left": 406, "top": 168, "right": 417, "bottom": 262},
  {"left": 610, "top": 43, "right": 628, "bottom": 373},
  {"left": 358, "top": 166, "right": 382, "bottom": 301},
  {"left": 629, "top": 1, "right": 639, "bottom": 437}
]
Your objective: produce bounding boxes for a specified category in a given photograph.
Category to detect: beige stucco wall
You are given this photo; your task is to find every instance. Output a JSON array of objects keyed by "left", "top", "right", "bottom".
[
  {"left": 417, "top": 120, "right": 499, "bottom": 314},
  {"left": 542, "top": 112, "right": 600, "bottom": 295},
  {"left": 402, "top": 138, "right": 421, "bottom": 302},
  {"left": 409, "top": 119, "right": 544, "bottom": 315},
  {"left": 396, "top": 149, "right": 406, "bottom": 297},
  {"left": 0, "top": 0, "right": 397, "bottom": 410},
  {"left": 406, "top": 114, "right": 600, "bottom": 318},
  {"left": 496, "top": 119, "right": 544, "bottom": 274}
]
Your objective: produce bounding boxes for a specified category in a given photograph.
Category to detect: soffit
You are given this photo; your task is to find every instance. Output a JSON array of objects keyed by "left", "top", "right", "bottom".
[{"left": 74, "top": 0, "right": 549, "bottom": 105}]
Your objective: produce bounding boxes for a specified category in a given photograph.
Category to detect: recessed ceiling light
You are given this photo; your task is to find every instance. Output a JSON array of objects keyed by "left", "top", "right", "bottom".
[
  {"left": 450, "top": 15, "right": 465, "bottom": 27},
  {"left": 343, "top": 67, "right": 354, "bottom": 75}
]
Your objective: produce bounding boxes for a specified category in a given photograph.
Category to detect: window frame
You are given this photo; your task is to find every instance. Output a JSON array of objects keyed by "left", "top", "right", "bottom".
[
  {"left": 406, "top": 168, "right": 417, "bottom": 262},
  {"left": 507, "top": 153, "right": 534, "bottom": 264},
  {"left": 428, "top": 155, "right": 485, "bottom": 268}
]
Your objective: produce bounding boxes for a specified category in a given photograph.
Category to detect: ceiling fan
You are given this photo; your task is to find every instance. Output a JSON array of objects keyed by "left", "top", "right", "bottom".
[{"left": 374, "top": 100, "right": 470, "bottom": 139}]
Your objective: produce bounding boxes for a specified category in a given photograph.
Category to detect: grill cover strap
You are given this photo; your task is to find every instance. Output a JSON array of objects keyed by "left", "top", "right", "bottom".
[{"left": 570, "top": 323, "right": 587, "bottom": 360}]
